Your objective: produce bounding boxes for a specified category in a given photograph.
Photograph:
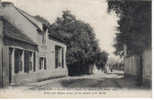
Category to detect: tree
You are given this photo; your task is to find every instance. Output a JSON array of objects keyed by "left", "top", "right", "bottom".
[
  {"left": 95, "top": 51, "right": 108, "bottom": 70},
  {"left": 107, "top": 0, "right": 151, "bottom": 86},
  {"left": 107, "top": 0, "right": 151, "bottom": 56},
  {"left": 48, "top": 10, "right": 101, "bottom": 75}
]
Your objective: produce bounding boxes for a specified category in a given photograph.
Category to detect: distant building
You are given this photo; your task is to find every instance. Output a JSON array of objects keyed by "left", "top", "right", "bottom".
[{"left": 0, "top": 2, "right": 68, "bottom": 87}]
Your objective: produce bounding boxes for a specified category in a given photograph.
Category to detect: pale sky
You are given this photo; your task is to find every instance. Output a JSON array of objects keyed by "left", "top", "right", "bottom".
[{"left": 3, "top": 0, "right": 119, "bottom": 58}]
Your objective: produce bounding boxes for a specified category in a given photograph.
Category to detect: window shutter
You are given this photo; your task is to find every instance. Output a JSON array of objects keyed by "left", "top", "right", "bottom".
[
  {"left": 62, "top": 48, "right": 64, "bottom": 68},
  {"left": 44, "top": 57, "right": 47, "bottom": 70},
  {"left": 39, "top": 58, "right": 41, "bottom": 69},
  {"left": 33, "top": 52, "right": 36, "bottom": 72},
  {"left": 55, "top": 47, "right": 58, "bottom": 68}
]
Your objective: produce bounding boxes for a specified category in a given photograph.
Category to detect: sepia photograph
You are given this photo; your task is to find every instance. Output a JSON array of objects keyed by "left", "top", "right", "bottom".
[{"left": 0, "top": 0, "right": 152, "bottom": 98}]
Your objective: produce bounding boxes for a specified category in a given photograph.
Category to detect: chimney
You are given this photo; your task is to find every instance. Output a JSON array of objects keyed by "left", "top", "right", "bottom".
[
  {"left": 0, "top": 0, "right": 2, "bottom": 15},
  {"left": 0, "top": 0, "right": 2, "bottom": 7}
]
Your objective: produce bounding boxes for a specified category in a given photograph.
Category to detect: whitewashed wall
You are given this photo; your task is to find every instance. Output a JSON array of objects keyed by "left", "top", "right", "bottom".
[
  {"left": 142, "top": 49, "right": 152, "bottom": 83},
  {"left": 12, "top": 39, "right": 68, "bottom": 85},
  {"left": 124, "top": 56, "right": 139, "bottom": 77},
  {"left": 124, "top": 48, "right": 152, "bottom": 86}
]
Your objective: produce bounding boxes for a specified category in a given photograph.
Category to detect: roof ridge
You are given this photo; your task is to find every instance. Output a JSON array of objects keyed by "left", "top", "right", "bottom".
[
  {"left": 3, "top": 17, "right": 37, "bottom": 45},
  {"left": 14, "top": 6, "right": 42, "bottom": 32}
]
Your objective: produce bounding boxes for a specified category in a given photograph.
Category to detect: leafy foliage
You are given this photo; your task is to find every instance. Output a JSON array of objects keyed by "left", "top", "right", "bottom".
[
  {"left": 95, "top": 51, "right": 109, "bottom": 70},
  {"left": 107, "top": 0, "right": 151, "bottom": 56},
  {"left": 48, "top": 10, "right": 106, "bottom": 75}
]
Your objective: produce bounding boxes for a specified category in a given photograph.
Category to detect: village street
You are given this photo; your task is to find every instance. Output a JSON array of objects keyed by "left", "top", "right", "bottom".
[{"left": 8, "top": 70, "right": 148, "bottom": 91}]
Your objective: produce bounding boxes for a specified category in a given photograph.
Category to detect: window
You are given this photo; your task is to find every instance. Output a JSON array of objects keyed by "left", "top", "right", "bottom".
[
  {"left": 24, "top": 51, "right": 33, "bottom": 73},
  {"left": 39, "top": 57, "right": 47, "bottom": 70},
  {"left": 55, "top": 46, "right": 64, "bottom": 68},
  {"left": 14, "top": 49, "right": 23, "bottom": 74}
]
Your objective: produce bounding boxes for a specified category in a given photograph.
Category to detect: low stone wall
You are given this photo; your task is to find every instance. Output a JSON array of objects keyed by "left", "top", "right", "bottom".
[
  {"left": 142, "top": 49, "right": 152, "bottom": 87},
  {"left": 124, "top": 55, "right": 139, "bottom": 77},
  {"left": 124, "top": 49, "right": 152, "bottom": 87}
]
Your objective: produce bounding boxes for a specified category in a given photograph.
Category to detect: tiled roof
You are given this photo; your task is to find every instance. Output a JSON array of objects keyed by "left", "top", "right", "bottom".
[
  {"left": 15, "top": 7, "right": 42, "bottom": 31},
  {"left": 1, "top": 2, "right": 66, "bottom": 45},
  {"left": 3, "top": 18, "right": 37, "bottom": 46},
  {"left": 16, "top": 8, "right": 65, "bottom": 44}
]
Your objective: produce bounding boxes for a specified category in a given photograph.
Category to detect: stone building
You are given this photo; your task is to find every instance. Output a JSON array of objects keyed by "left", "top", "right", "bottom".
[{"left": 0, "top": 2, "right": 68, "bottom": 88}]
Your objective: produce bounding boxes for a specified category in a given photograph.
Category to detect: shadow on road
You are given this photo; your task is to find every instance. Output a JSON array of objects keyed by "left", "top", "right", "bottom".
[
  {"left": 61, "top": 78, "right": 123, "bottom": 89},
  {"left": 60, "top": 72, "right": 151, "bottom": 90},
  {"left": 105, "top": 72, "right": 124, "bottom": 76}
]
